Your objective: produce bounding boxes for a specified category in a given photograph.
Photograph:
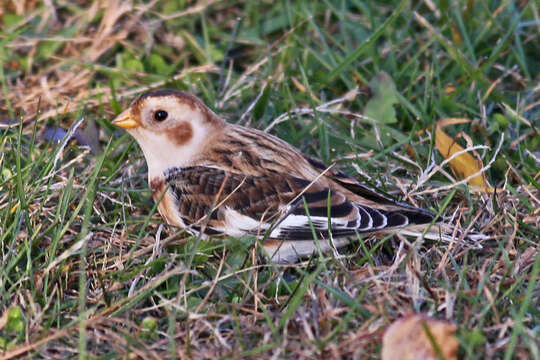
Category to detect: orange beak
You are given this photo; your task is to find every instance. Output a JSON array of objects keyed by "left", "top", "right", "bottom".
[{"left": 112, "top": 109, "right": 139, "bottom": 129}]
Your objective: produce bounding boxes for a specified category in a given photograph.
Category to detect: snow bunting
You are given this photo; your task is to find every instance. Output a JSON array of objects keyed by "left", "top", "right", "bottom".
[{"left": 112, "top": 89, "right": 472, "bottom": 263}]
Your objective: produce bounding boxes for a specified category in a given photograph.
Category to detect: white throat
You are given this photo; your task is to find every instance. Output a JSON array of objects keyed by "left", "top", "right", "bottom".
[{"left": 129, "top": 123, "right": 208, "bottom": 181}]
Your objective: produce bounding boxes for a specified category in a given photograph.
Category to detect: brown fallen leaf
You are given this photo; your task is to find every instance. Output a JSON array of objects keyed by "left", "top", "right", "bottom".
[
  {"left": 435, "top": 118, "right": 495, "bottom": 192},
  {"left": 382, "top": 314, "right": 459, "bottom": 360}
]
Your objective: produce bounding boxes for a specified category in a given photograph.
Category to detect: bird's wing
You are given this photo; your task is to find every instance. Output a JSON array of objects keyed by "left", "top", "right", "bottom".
[
  {"left": 302, "top": 154, "right": 436, "bottom": 225},
  {"left": 164, "top": 166, "right": 405, "bottom": 240},
  {"left": 207, "top": 126, "right": 434, "bottom": 226}
]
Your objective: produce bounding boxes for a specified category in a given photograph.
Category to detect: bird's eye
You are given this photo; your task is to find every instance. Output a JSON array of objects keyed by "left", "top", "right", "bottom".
[{"left": 154, "top": 110, "right": 168, "bottom": 122}]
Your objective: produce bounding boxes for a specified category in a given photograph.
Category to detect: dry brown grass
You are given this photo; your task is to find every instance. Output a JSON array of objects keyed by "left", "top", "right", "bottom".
[{"left": 0, "top": 1, "right": 539, "bottom": 359}]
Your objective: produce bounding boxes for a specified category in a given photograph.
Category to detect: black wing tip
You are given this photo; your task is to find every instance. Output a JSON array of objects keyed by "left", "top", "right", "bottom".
[{"left": 404, "top": 207, "right": 436, "bottom": 225}]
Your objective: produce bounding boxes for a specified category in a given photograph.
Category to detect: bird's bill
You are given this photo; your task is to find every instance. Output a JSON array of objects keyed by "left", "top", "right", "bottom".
[{"left": 112, "top": 109, "right": 139, "bottom": 129}]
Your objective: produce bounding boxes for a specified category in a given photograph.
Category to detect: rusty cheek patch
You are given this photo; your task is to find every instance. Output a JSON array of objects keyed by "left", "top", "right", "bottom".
[{"left": 166, "top": 121, "right": 193, "bottom": 146}]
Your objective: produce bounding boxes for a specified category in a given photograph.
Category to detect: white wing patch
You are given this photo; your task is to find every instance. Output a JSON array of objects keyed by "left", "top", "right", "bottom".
[
  {"left": 215, "top": 202, "right": 405, "bottom": 240},
  {"left": 221, "top": 207, "right": 270, "bottom": 236},
  {"left": 270, "top": 213, "right": 348, "bottom": 238}
]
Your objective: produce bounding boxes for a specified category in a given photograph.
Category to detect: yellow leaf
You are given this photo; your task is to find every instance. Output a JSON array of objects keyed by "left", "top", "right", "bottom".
[
  {"left": 435, "top": 119, "right": 494, "bottom": 192},
  {"left": 291, "top": 77, "right": 306, "bottom": 93},
  {"left": 10, "top": 202, "right": 19, "bottom": 214}
]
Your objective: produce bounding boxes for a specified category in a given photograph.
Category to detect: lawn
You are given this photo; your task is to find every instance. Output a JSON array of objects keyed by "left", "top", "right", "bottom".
[{"left": 0, "top": 0, "right": 539, "bottom": 359}]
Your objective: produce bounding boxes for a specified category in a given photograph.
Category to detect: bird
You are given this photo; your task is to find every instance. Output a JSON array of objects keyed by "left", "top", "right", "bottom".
[{"left": 112, "top": 89, "right": 480, "bottom": 263}]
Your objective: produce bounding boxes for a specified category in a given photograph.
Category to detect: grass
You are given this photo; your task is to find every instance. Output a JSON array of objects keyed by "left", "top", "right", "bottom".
[{"left": 0, "top": 0, "right": 539, "bottom": 358}]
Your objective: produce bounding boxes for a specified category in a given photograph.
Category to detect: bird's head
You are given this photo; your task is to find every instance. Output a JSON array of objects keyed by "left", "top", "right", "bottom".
[{"left": 112, "top": 89, "right": 224, "bottom": 178}]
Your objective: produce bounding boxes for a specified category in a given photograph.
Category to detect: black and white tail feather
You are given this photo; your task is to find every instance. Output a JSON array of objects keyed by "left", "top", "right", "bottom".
[{"left": 265, "top": 197, "right": 486, "bottom": 263}]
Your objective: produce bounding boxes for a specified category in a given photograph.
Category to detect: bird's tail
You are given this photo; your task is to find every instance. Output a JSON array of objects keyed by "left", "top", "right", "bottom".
[
  {"left": 396, "top": 223, "right": 487, "bottom": 248},
  {"left": 379, "top": 204, "right": 487, "bottom": 249}
]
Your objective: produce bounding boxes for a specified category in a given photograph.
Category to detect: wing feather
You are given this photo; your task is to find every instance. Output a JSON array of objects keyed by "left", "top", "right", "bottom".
[
  {"left": 163, "top": 164, "right": 434, "bottom": 241},
  {"left": 302, "top": 154, "right": 436, "bottom": 226},
  {"left": 164, "top": 166, "right": 360, "bottom": 238}
]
